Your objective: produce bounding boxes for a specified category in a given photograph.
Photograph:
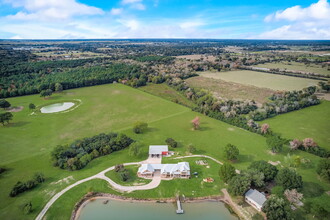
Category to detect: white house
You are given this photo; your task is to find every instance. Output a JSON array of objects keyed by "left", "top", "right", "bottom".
[
  {"left": 149, "top": 145, "right": 169, "bottom": 158},
  {"left": 138, "top": 162, "right": 190, "bottom": 179},
  {"left": 245, "top": 189, "right": 267, "bottom": 211}
]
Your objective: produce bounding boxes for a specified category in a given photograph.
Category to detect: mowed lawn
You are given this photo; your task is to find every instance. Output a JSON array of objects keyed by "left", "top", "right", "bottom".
[
  {"left": 0, "top": 84, "right": 189, "bottom": 164},
  {"left": 198, "top": 70, "right": 321, "bottom": 91},
  {"left": 0, "top": 84, "right": 329, "bottom": 220},
  {"left": 255, "top": 61, "right": 330, "bottom": 76},
  {"left": 263, "top": 101, "right": 330, "bottom": 150}
]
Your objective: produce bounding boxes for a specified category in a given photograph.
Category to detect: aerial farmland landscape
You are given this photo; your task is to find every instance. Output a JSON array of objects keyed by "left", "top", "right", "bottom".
[{"left": 0, "top": 1, "right": 330, "bottom": 220}]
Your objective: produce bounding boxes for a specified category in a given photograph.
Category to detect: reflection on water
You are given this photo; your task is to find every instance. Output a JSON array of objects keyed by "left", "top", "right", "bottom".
[{"left": 77, "top": 199, "right": 238, "bottom": 220}]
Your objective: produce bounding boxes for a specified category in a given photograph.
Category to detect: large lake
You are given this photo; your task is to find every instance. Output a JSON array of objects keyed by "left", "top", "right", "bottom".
[{"left": 77, "top": 198, "right": 238, "bottom": 220}]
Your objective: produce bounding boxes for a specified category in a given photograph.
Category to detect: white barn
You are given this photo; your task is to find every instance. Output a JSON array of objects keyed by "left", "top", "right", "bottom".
[
  {"left": 245, "top": 189, "right": 267, "bottom": 211},
  {"left": 149, "top": 145, "right": 169, "bottom": 158}
]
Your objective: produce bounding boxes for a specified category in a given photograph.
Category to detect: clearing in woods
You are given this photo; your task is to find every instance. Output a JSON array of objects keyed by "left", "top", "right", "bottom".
[
  {"left": 186, "top": 76, "right": 274, "bottom": 103},
  {"left": 198, "top": 70, "right": 321, "bottom": 91}
]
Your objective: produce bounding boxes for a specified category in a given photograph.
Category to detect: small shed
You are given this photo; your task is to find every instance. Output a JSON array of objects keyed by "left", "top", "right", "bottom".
[{"left": 245, "top": 189, "right": 267, "bottom": 211}]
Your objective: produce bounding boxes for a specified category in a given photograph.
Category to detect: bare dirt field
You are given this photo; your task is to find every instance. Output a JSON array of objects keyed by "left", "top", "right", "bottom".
[
  {"left": 186, "top": 76, "right": 274, "bottom": 103},
  {"left": 198, "top": 70, "right": 321, "bottom": 91}
]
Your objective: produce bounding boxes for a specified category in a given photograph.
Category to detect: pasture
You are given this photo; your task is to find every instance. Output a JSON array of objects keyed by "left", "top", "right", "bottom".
[
  {"left": 198, "top": 70, "right": 321, "bottom": 91},
  {"left": 263, "top": 101, "right": 330, "bottom": 150},
  {"left": 0, "top": 84, "right": 328, "bottom": 220},
  {"left": 255, "top": 61, "right": 330, "bottom": 76},
  {"left": 186, "top": 76, "right": 274, "bottom": 103}
]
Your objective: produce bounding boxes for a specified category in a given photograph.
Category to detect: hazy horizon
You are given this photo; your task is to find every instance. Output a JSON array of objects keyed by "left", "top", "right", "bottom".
[{"left": 0, "top": 0, "right": 329, "bottom": 40}]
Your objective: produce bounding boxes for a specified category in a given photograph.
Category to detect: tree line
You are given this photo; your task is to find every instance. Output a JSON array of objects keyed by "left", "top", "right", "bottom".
[
  {"left": 0, "top": 63, "right": 141, "bottom": 98},
  {"left": 51, "top": 132, "right": 134, "bottom": 171},
  {"left": 10, "top": 173, "right": 45, "bottom": 197}
]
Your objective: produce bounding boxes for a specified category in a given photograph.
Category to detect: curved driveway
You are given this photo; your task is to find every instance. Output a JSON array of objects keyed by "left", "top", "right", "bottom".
[{"left": 36, "top": 160, "right": 161, "bottom": 220}]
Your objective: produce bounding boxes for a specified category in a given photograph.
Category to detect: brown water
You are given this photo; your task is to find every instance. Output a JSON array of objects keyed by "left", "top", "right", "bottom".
[{"left": 77, "top": 198, "right": 238, "bottom": 220}]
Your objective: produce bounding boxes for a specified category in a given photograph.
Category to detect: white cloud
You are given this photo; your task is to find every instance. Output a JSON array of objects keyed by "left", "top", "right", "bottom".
[
  {"left": 260, "top": 0, "right": 330, "bottom": 39},
  {"left": 4, "top": 0, "right": 104, "bottom": 21},
  {"left": 179, "top": 21, "right": 204, "bottom": 29},
  {"left": 110, "top": 8, "right": 123, "bottom": 15},
  {"left": 265, "top": 0, "right": 330, "bottom": 22},
  {"left": 121, "top": 0, "right": 145, "bottom": 10}
]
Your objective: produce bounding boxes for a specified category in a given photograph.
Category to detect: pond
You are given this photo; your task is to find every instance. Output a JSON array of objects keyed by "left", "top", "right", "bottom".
[
  {"left": 77, "top": 198, "right": 238, "bottom": 220},
  {"left": 40, "top": 102, "right": 75, "bottom": 113}
]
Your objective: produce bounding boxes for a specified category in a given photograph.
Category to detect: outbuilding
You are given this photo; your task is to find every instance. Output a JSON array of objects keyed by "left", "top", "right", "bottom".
[
  {"left": 245, "top": 189, "right": 267, "bottom": 211},
  {"left": 149, "top": 145, "right": 168, "bottom": 158}
]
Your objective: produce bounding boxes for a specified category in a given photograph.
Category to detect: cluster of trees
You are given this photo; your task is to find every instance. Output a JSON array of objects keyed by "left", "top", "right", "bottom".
[
  {"left": 51, "top": 132, "right": 134, "bottom": 170},
  {"left": 0, "top": 112, "right": 13, "bottom": 126},
  {"left": 318, "top": 81, "right": 330, "bottom": 92},
  {"left": 290, "top": 138, "right": 330, "bottom": 158},
  {"left": 262, "top": 195, "right": 293, "bottom": 220},
  {"left": 165, "top": 138, "right": 178, "bottom": 148},
  {"left": 114, "top": 164, "right": 131, "bottom": 182},
  {"left": 250, "top": 86, "right": 320, "bottom": 121},
  {"left": 22, "top": 202, "right": 33, "bottom": 214},
  {"left": 129, "top": 55, "right": 175, "bottom": 64},
  {"left": 220, "top": 160, "right": 305, "bottom": 219},
  {"left": 0, "top": 99, "right": 11, "bottom": 109},
  {"left": 0, "top": 63, "right": 141, "bottom": 98},
  {"left": 0, "top": 56, "right": 109, "bottom": 77},
  {"left": 317, "top": 158, "right": 330, "bottom": 181},
  {"left": 132, "top": 121, "right": 148, "bottom": 134},
  {"left": 166, "top": 78, "right": 270, "bottom": 135},
  {"left": 241, "top": 66, "right": 327, "bottom": 81},
  {"left": 267, "top": 135, "right": 287, "bottom": 153},
  {"left": 219, "top": 160, "right": 279, "bottom": 196},
  {"left": 40, "top": 89, "right": 53, "bottom": 98},
  {"left": 9, "top": 173, "right": 45, "bottom": 197}
]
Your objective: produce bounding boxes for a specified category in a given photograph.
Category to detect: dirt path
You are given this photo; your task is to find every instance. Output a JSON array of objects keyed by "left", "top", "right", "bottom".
[
  {"left": 221, "top": 189, "right": 252, "bottom": 220},
  {"left": 36, "top": 159, "right": 162, "bottom": 220},
  {"left": 174, "top": 155, "right": 240, "bottom": 174}
]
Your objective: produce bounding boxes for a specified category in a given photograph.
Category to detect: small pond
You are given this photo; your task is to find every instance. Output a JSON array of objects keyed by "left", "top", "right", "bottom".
[
  {"left": 77, "top": 198, "right": 238, "bottom": 220},
  {"left": 40, "top": 102, "right": 75, "bottom": 113}
]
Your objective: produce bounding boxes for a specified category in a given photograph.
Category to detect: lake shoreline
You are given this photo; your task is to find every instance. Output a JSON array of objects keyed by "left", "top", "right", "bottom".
[{"left": 71, "top": 192, "right": 230, "bottom": 220}]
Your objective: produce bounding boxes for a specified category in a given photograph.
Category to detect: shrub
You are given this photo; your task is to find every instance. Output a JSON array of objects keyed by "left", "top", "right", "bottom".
[
  {"left": 224, "top": 144, "right": 239, "bottom": 161},
  {"left": 115, "top": 164, "right": 124, "bottom": 172},
  {"left": 119, "top": 169, "right": 130, "bottom": 182},
  {"left": 165, "top": 138, "right": 178, "bottom": 148},
  {"left": 316, "top": 158, "right": 330, "bottom": 181},
  {"left": 132, "top": 121, "right": 148, "bottom": 134}
]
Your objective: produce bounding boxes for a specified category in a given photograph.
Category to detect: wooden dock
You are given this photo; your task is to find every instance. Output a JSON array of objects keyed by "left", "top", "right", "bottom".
[{"left": 176, "top": 199, "right": 184, "bottom": 214}]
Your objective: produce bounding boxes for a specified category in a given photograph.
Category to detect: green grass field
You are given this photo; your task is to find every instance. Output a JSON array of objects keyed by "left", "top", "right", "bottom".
[
  {"left": 255, "top": 62, "right": 330, "bottom": 76},
  {"left": 263, "top": 101, "right": 330, "bottom": 150},
  {"left": 198, "top": 70, "right": 321, "bottom": 91},
  {"left": 138, "top": 83, "right": 196, "bottom": 108},
  {"left": 0, "top": 83, "right": 329, "bottom": 220},
  {"left": 105, "top": 165, "right": 151, "bottom": 186}
]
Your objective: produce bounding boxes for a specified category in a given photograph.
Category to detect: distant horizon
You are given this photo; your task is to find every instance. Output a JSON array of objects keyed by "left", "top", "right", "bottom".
[
  {"left": 1, "top": 38, "right": 330, "bottom": 41},
  {"left": 0, "top": 0, "right": 329, "bottom": 40}
]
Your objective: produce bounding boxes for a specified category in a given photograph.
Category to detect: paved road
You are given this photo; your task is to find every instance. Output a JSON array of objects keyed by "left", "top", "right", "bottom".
[
  {"left": 174, "top": 155, "right": 240, "bottom": 174},
  {"left": 36, "top": 159, "right": 161, "bottom": 220}
]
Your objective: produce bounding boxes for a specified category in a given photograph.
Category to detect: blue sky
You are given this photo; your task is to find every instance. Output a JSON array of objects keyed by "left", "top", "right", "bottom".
[{"left": 0, "top": 0, "right": 329, "bottom": 39}]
